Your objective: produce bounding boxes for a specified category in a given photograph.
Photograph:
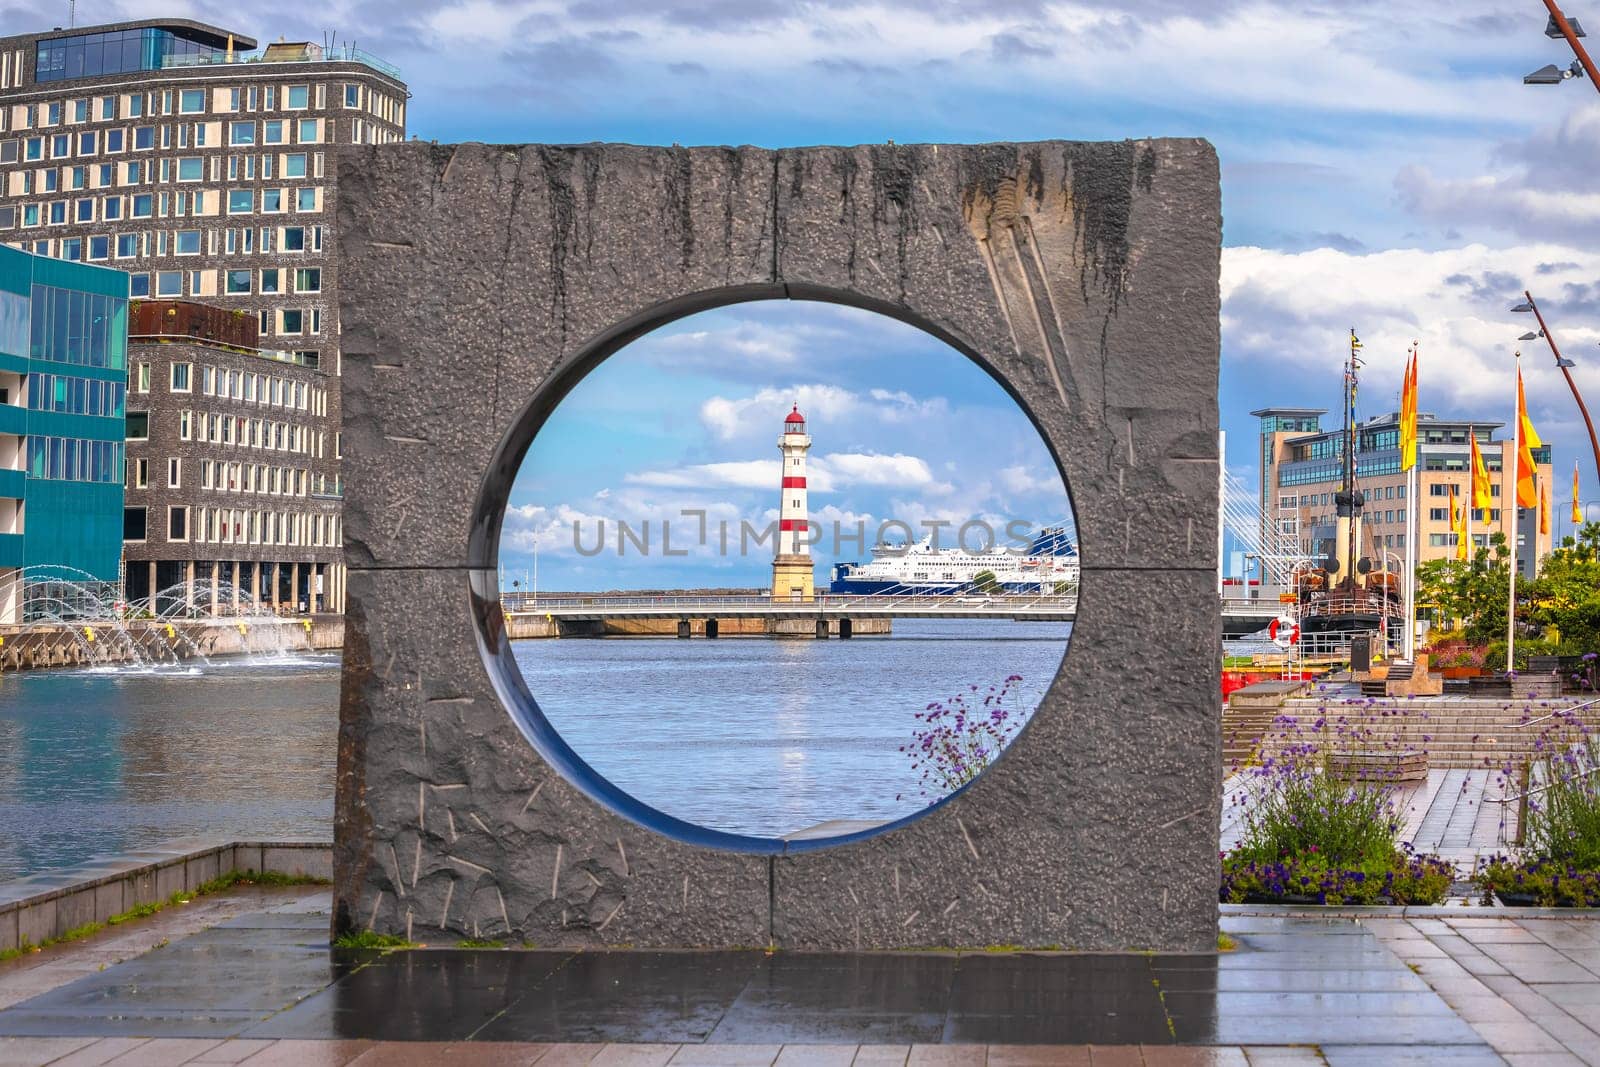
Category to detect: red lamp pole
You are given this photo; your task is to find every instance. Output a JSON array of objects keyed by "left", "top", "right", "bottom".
[
  {"left": 1525, "top": 290, "right": 1600, "bottom": 486},
  {"left": 1542, "top": 0, "right": 1600, "bottom": 90}
]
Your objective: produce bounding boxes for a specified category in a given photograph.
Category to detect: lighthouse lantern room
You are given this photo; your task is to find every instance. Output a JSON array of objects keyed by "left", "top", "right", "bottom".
[{"left": 772, "top": 404, "right": 816, "bottom": 601}]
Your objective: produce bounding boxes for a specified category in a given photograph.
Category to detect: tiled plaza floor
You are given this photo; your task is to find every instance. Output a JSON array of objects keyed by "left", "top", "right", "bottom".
[{"left": 0, "top": 890, "right": 1597, "bottom": 1065}]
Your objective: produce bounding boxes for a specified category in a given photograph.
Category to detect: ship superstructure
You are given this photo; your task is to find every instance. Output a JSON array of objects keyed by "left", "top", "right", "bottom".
[{"left": 829, "top": 527, "right": 1079, "bottom": 595}]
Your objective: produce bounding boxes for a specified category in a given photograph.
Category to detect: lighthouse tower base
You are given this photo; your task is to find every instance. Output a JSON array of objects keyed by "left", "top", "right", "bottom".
[{"left": 771, "top": 555, "right": 815, "bottom": 602}]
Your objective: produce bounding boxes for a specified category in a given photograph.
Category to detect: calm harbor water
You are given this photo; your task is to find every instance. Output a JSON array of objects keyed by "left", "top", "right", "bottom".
[
  {"left": 517, "top": 619, "right": 1072, "bottom": 838},
  {"left": 0, "top": 653, "right": 340, "bottom": 883},
  {"left": 0, "top": 620, "right": 1072, "bottom": 882}
]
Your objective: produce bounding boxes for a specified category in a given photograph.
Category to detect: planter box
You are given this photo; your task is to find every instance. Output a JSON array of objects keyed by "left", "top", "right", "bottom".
[
  {"left": 1327, "top": 748, "right": 1428, "bottom": 783},
  {"left": 1440, "top": 667, "right": 1485, "bottom": 679}
]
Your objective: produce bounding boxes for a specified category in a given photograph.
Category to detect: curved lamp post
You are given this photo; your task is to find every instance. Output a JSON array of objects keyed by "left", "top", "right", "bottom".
[
  {"left": 1512, "top": 292, "right": 1600, "bottom": 486},
  {"left": 1525, "top": 0, "right": 1600, "bottom": 89}
]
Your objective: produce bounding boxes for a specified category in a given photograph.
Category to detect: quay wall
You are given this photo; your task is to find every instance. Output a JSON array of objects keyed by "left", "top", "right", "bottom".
[
  {"left": 503, "top": 612, "right": 891, "bottom": 639},
  {"left": 0, "top": 616, "right": 344, "bottom": 673},
  {"left": 0, "top": 839, "right": 331, "bottom": 954}
]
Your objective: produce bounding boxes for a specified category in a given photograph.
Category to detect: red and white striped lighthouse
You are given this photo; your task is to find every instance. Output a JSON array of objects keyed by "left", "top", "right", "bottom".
[{"left": 771, "top": 404, "right": 815, "bottom": 601}]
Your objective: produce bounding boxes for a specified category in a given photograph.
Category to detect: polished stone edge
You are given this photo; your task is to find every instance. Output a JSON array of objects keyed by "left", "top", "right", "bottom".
[
  {"left": 1222, "top": 903, "right": 1600, "bottom": 918},
  {"left": 0, "top": 840, "right": 332, "bottom": 952}
]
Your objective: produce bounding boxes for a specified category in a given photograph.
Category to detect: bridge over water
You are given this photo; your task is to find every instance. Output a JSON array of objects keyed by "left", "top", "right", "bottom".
[{"left": 502, "top": 592, "right": 1281, "bottom": 637}]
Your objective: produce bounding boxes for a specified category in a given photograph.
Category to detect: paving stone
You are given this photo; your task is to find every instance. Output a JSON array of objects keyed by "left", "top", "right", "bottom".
[
  {"left": 588, "top": 1047, "right": 683, "bottom": 1067},
  {"left": 0, "top": 1037, "right": 98, "bottom": 1067},
  {"left": 1468, "top": 1019, "right": 1572, "bottom": 1055},
  {"left": 667, "top": 1047, "right": 783, "bottom": 1066},
  {"left": 770, "top": 1047, "right": 860, "bottom": 1067},
  {"left": 233, "top": 1039, "right": 374, "bottom": 1065}
]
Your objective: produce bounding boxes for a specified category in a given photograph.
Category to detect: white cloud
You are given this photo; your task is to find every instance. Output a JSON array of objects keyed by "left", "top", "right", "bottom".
[
  {"left": 821, "top": 452, "right": 953, "bottom": 493},
  {"left": 997, "top": 465, "right": 1064, "bottom": 496},
  {"left": 699, "top": 384, "right": 948, "bottom": 441},
  {"left": 1221, "top": 242, "right": 1600, "bottom": 421}
]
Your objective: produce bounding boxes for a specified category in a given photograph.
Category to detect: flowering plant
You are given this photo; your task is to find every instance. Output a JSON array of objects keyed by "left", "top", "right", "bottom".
[
  {"left": 1474, "top": 855, "right": 1600, "bottom": 907},
  {"left": 900, "top": 674, "right": 1024, "bottom": 798}
]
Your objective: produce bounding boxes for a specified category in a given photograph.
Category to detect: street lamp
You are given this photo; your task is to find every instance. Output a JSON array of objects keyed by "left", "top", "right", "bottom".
[
  {"left": 1511, "top": 291, "right": 1600, "bottom": 485},
  {"left": 1527, "top": 1, "right": 1600, "bottom": 92}
]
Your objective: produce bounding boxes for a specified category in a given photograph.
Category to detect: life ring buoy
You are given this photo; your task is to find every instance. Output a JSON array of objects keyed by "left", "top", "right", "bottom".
[{"left": 1269, "top": 615, "right": 1300, "bottom": 649}]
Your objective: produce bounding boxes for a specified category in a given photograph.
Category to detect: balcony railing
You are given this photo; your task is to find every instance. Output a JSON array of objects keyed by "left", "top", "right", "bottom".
[{"left": 161, "top": 45, "right": 402, "bottom": 81}]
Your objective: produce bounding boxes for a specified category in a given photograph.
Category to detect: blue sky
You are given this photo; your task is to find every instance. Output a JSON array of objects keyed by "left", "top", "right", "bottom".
[
  {"left": 26, "top": 2, "right": 1600, "bottom": 587},
  {"left": 507, "top": 303, "right": 1071, "bottom": 590}
]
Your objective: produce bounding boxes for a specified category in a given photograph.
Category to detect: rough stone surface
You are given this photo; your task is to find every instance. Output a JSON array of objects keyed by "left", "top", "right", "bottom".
[{"left": 335, "top": 140, "right": 1223, "bottom": 951}]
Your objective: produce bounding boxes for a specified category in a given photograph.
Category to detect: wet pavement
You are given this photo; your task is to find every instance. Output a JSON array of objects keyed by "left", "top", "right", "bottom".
[
  {"left": 4, "top": 893, "right": 1600, "bottom": 1063},
  {"left": 0, "top": 895, "right": 1529, "bottom": 1064}
]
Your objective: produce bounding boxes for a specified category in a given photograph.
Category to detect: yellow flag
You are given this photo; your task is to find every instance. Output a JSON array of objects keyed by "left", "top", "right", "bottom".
[
  {"left": 1470, "top": 429, "right": 1492, "bottom": 513},
  {"left": 1516, "top": 368, "right": 1541, "bottom": 509},
  {"left": 1541, "top": 475, "right": 1550, "bottom": 537},
  {"left": 1451, "top": 484, "right": 1468, "bottom": 561},
  {"left": 1576, "top": 462, "right": 1584, "bottom": 526}
]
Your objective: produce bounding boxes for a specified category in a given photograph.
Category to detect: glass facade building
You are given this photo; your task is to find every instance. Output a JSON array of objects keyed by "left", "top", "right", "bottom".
[
  {"left": 0, "top": 243, "right": 128, "bottom": 623},
  {"left": 34, "top": 27, "right": 228, "bottom": 84}
]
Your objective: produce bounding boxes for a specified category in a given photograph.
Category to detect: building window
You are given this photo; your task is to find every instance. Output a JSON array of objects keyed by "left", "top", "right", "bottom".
[
  {"left": 260, "top": 268, "right": 280, "bottom": 294},
  {"left": 124, "top": 507, "right": 147, "bottom": 541},
  {"left": 293, "top": 268, "right": 320, "bottom": 293},
  {"left": 131, "top": 193, "right": 153, "bottom": 218},
  {"left": 175, "top": 229, "right": 201, "bottom": 255},
  {"left": 287, "top": 85, "right": 309, "bottom": 109},
  {"left": 170, "top": 362, "right": 192, "bottom": 392},
  {"left": 129, "top": 273, "right": 150, "bottom": 297},
  {"left": 298, "top": 118, "right": 318, "bottom": 143},
  {"left": 296, "top": 187, "right": 317, "bottom": 211},
  {"left": 344, "top": 83, "right": 360, "bottom": 108},
  {"left": 177, "top": 156, "right": 203, "bottom": 181},
  {"left": 229, "top": 121, "right": 255, "bottom": 145},
  {"left": 226, "top": 269, "right": 252, "bottom": 294},
  {"left": 155, "top": 271, "right": 182, "bottom": 297},
  {"left": 168, "top": 506, "right": 189, "bottom": 542},
  {"left": 284, "top": 153, "right": 307, "bottom": 178},
  {"left": 77, "top": 130, "right": 96, "bottom": 154},
  {"left": 179, "top": 89, "right": 205, "bottom": 114},
  {"left": 126, "top": 411, "right": 149, "bottom": 439},
  {"left": 262, "top": 188, "right": 283, "bottom": 213},
  {"left": 283, "top": 226, "right": 305, "bottom": 251},
  {"left": 168, "top": 457, "right": 182, "bottom": 488},
  {"left": 228, "top": 189, "right": 253, "bottom": 214},
  {"left": 87, "top": 235, "right": 108, "bottom": 260},
  {"left": 280, "top": 309, "right": 303, "bottom": 334}
]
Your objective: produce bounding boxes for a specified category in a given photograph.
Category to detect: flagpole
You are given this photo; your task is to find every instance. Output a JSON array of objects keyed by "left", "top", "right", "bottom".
[
  {"left": 1508, "top": 353, "right": 1521, "bottom": 674},
  {"left": 1405, "top": 459, "right": 1417, "bottom": 660}
]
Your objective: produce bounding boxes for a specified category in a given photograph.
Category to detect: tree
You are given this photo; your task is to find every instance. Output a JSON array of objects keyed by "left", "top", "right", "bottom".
[
  {"left": 1416, "top": 533, "right": 1511, "bottom": 643},
  {"left": 970, "top": 570, "right": 1001, "bottom": 595}
]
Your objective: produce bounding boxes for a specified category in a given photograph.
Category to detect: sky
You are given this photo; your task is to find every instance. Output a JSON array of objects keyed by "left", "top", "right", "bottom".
[{"left": 16, "top": 1, "right": 1600, "bottom": 587}]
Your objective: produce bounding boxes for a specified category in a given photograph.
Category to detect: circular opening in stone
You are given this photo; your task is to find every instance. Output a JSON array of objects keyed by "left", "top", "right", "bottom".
[{"left": 488, "top": 297, "right": 1076, "bottom": 850}]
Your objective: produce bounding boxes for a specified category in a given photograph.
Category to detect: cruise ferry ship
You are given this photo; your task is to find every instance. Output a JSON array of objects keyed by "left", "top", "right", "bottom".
[{"left": 828, "top": 527, "right": 1079, "bottom": 595}]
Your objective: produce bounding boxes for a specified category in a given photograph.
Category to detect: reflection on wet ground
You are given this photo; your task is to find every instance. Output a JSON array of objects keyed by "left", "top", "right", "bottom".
[{"left": 0, "top": 904, "right": 1496, "bottom": 1059}]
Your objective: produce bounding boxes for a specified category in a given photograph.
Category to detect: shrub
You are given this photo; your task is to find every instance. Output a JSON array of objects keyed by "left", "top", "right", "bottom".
[
  {"left": 1222, "top": 847, "right": 1454, "bottom": 906},
  {"left": 1474, "top": 856, "right": 1600, "bottom": 907},
  {"left": 1223, "top": 708, "right": 1451, "bottom": 906}
]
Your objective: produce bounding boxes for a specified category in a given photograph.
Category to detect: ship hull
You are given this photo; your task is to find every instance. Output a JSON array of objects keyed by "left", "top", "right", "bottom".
[{"left": 827, "top": 578, "right": 1067, "bottom": 596}]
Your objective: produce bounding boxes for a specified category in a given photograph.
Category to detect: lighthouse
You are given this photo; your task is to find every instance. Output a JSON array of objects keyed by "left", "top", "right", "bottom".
[{"left": 771, "top": 404, "right": 816, "bottom": 601}]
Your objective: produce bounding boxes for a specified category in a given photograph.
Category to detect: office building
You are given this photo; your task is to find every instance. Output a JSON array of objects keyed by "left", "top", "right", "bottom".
[
  {"left": 1254, "top": 407, "right": 1554, "bottom": 578},
  {"left": 123, "top": 299, "right": 342, "bottom": 615},
  {"left": 0, "top": 18, "right": 407, "bottom": 612},
  {"left": 0, "top": 243, "right": 128, "bottom": 624}
]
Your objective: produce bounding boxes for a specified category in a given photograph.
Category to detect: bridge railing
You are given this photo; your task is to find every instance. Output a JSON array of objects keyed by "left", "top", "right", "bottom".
[
  {"left": 501, "top": 592, "right": 1081, "bottom": 615},
  {"left": 501, "top": 591, "right": 1279, "bottom": 618}
]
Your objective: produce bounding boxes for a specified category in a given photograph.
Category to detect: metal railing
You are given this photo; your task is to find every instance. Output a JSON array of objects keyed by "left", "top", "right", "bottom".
[
  {"left": 502, "top": 590, "right": 1284, "bottom": 621},
  {"left": 503, "top": 591, "right": 1079, "bottom": 618},
  {"left": 162, "top": 45, "right": 402, "bottom": 81}
]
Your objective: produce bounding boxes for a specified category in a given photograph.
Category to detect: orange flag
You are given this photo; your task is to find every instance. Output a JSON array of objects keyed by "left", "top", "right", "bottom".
[
  {"left": 1576, "top": 461, "right": 1584, "bottom": 526},
  {"left": 1516, "top": 368, "right": 1542, "bottom": 509},
  {"left": 1469, "top": 428, "right": 1492, "bottom": 515},
  {"left": 1541, "top": 476, "right": 1550, "bottom": 536},
  {"left": 1400, "top": 348, "right": 1418, "bottom": 471}
]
